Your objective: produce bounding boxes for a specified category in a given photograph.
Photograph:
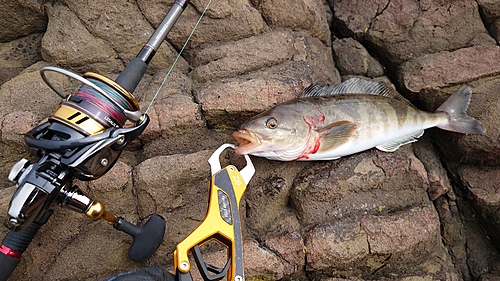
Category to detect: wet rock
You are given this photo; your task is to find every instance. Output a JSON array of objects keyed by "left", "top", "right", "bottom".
[
  {"left": 42, "top": 5, "right": 123, "bottom": 74},
  {"left": 0, "top": 0, "right": 47, "bottom": 42},
  {"left": 332, "top": 37, "right": 384, "bottom": 78},
  {"left": 291, "top": 148, "right": 429, "bottom": 227},
  {"left": 331, "top": 0, "right": 490, "bottom": 66},
  {"left": 0, "top": 33, "right": 43, "bottom": 84}
]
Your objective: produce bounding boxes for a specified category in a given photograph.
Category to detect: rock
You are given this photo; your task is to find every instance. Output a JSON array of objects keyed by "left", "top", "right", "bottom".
[
  {"left": 331, "top": 0, "right": 490, "bottom": 66},
  {"left": 194, "top": 63, "right": 308, "bottom": 129},
  {"left": 459, "top": 165, "right": 500, "bottom": 250},
  {"left": 190, "top": 31, "right": 296, "bottom": 83},
  {"left": 332, "top": 37, "right": 384, "bottom": 78},
  {"left": 133, "top": 150, "right": 214, "bottom": 251},
  {"left": 138, "top": 0, "right": 268, "bottom": 53},
  {"left": 63, "top": 0, "right": 189, "bottom": 75},
  {"left": 252, "top": 0, "right": 331, "bottom": 45},
  {"left": 412, "top": 136, "right": 452, "bottom": 201},
  {"left": 398, "top": 45, "right": 500, "bottom": 166},
  {"left": 305, "top": 206, "right": 453, "bottom": 279},
  {"left": 0, "top": 65, "right": 75, "bottom": 120},
  {"left": 0, "top": 111, "right": 39, "bottom": 145},
  {"left": 290, "top": 148, "right": 429, "bottom": 227},
  {"left": 477, "top": 0, "right": 500, "bottom": 42},
  {"left": 0, "top": 0, "right": 47, "bottom": 42},
  {"left": 135, "top": 70, "right": 204, "bottom": 142},
  {"left": 305, "top": 218, "right": 369, "bottom": 271},
  {"left": 0, "top": 33, "right": 43, "bottom": 84},
  {"left": 263, "top": 231, "right": 305, "bottom": 276},
  {"left": 42, "top": 5, "right": 123, "bottom": 74},
  {"left": 398, "top": 45, "right": 500, "bottom": 95}
]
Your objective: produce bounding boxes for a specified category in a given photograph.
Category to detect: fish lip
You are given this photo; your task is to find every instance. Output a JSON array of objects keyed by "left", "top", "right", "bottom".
[{"left": 232, "top": 129, "right": 262, "bottom": 154}]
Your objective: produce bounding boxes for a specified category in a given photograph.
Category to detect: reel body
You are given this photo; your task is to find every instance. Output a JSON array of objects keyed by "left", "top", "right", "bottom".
[{"left": 6, "top": 66, "right": 149, "bottom": 230}]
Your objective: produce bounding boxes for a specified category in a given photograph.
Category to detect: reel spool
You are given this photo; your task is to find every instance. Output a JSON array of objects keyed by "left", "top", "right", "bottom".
[{"left": 27, "top": 66, "right": 148, "bottom": 181}]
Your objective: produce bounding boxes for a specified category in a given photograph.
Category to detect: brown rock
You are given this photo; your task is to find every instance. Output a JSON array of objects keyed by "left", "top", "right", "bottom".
[
  {"left": 0, "top": 33, "right": 43, "bottom": 84},
  {"left": 332, "top": 37, "right": 384, "bottom": 78},
  {"left": 42, "top": 5, "right": 123, "bottom": 74},
  {"left": 195, "top": 62, "right": 312, "bottom": 129},
  {"left": 332, "top": 0, "right": 490, "bottom": 65},
  {"left": 0, "top": 0, "right": 47, "bottom": 43},
  {"left": 361, "top": 206, "right": 440, "bottom": 254},
  {"left": 264, "top": 231, "right": 305, "bottom": 276},
  {"left": 0, "top": 66, "right": 74, "bottom": 119},
  {"left": 63, "top": 0, "right": 189, "bottom": 74},
  {"left": 190, "top": 31, "right": 297, "bottom": 83},
  {"left": 244, "top": 239, "right": 287, "bottom": 280},
  {"left": 253, "top": 0, "right": 331, "bottom": 45},
  {"left": 139, "top": 0, "right": 268, "bottom": 53},
  {"left": 460, "top": 165, "right": 500, "bottom": 249},
  {"left": 0, "top": 111, "right": 39, "bottom": 144},
  {"left": 305, "top": 219, "right": 369, "bottom": 271},
  {"left": 399, "top": 45, "right": 500, "bottom": 94},
  {"left": 291, "top": 148, "right": 430, "bottom": 227}
]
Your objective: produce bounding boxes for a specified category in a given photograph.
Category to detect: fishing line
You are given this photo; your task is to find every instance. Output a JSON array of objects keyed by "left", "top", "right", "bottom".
[{"left": 144, "top": 0, "right": 213, "bottom": 115}]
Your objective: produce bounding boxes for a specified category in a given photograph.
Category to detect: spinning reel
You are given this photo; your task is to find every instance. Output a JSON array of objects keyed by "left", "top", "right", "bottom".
[{"left": 0, "top": 0, "right": 190, "bottom": 280}]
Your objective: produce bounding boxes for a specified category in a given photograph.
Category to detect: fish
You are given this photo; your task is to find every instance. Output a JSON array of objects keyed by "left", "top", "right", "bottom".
[{"left": 232, "top": 78, "right": 486, "bottom": 161}]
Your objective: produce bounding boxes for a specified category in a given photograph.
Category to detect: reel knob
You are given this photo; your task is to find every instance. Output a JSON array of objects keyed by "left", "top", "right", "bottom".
[{"left": 114, "top": 215, "right": 166, "bottom": 262}]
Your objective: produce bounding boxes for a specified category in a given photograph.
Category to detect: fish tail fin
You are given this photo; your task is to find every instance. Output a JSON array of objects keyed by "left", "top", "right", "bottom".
[{"left": 436, "top": 86, "right": 486, "bottom": 134}]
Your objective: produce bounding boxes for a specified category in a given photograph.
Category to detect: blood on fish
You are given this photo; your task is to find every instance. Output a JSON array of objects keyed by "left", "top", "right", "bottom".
[{"left": 302, "top": 108, "right": 325, "bottom": 127}]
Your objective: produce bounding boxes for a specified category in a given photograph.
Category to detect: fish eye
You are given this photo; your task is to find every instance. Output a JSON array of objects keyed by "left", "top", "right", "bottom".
[{"left": 266, "top": 117, "right": 278, "bottom": 129}]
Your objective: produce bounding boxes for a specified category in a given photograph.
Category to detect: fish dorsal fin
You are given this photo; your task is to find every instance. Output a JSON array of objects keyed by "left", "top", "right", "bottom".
[
  {"left": 302, "top": 78, "right": 415, "bottom": 108},
  {"left": 375, "top": 130, "right": 424, "bottom": 152},
  {"left": 316, "top": 121, "right": 357, "bottom": 153}
]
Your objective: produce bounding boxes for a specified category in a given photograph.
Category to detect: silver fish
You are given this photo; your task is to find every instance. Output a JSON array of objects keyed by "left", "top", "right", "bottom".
[{"left": 232, "top": 78, "right": 486, "bottom": 161}]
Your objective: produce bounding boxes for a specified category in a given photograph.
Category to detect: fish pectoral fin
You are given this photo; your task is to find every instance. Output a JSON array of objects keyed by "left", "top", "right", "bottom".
[
  {"left": 375, "top": 130, "right": 424, "bottom": 152},
  {"left": 316, "top": 121, "right": 357, "bottom": 152}
]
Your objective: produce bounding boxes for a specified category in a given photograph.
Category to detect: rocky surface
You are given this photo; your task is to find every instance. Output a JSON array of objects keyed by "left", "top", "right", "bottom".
[{"left": 1, "top": 0, "right": 500, "bottom": 280}]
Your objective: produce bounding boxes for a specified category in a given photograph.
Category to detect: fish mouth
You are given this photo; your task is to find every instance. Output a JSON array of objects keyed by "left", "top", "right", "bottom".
[{"left": 232, "top": 129, "right": 262, "bottom": 155}]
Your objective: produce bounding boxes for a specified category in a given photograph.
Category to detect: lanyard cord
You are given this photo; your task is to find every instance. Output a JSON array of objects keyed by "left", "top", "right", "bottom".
[{"left": 144, "top": 0, "right": 213, "bottom": 115}]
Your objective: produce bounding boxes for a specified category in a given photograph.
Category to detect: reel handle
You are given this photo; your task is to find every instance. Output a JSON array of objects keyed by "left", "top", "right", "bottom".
[{"left": 113, "top": 215, "right": 166, "bottom": 262}]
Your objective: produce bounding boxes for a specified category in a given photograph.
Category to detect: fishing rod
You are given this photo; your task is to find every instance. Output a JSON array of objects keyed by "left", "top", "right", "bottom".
[{"left": 0, "top": 1, "right": 191, "bottom": 280}]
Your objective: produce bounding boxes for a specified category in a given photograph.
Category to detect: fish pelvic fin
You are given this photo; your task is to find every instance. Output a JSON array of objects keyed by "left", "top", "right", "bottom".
[
  {"left": 436, "top": 86, "right": 486, "bottom": 135},
  {"left": 316, "top": 121, "right": 357, "bottom": 153},
  {"left": 302, "top": 78, "right": 416, "bottom": 108},
  {"left": 376, "top": 130, "right": 424, "bottom": 152}
]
